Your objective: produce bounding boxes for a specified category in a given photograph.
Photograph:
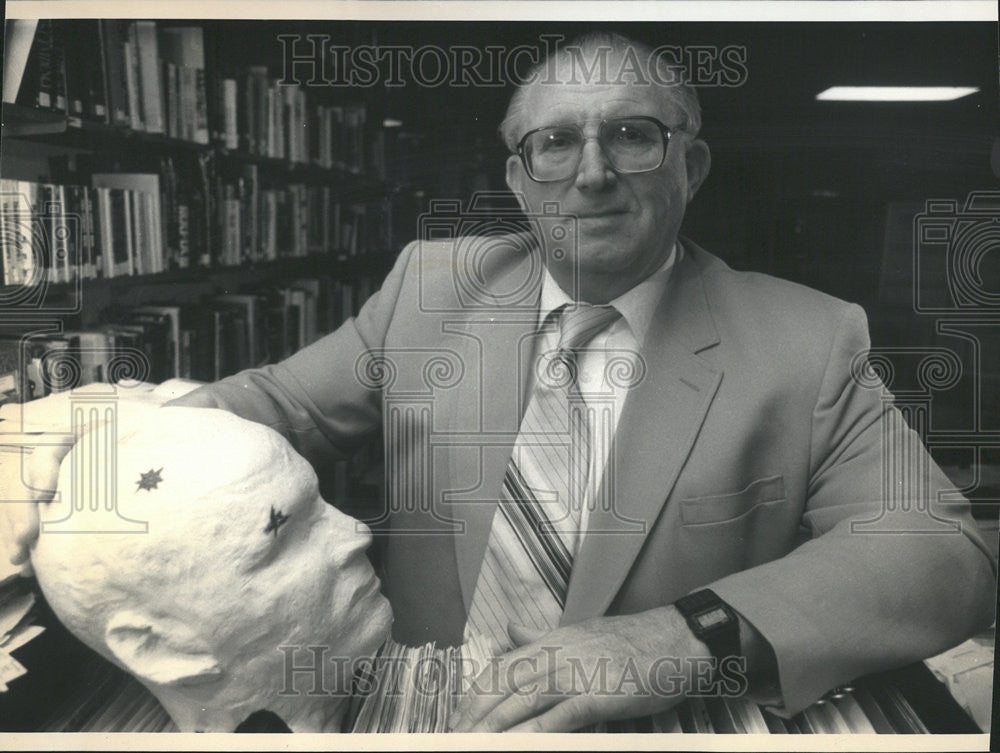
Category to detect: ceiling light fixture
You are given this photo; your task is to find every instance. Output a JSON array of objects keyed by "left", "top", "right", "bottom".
[{"left": 816, "top": 86, "right": 979, "bottom": 102}]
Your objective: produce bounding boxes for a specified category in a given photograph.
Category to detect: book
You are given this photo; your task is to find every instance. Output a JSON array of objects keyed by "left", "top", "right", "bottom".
[
  {"left": 160, "top": 26, "right": 208, "bottom": 144},
  {"left": 82, "top": 20, "right": 110, "bottom": 122},
  {"left": 18, "top": 20, "right": 68, "bottom": 112},
  {"left": 122, "top": 22, "right": 143, "bottom": 131},
  {"left": 57, "top": 21, "right": 87, "bottom": 120},
  {"left": 129, "top": 306, "right": 182, "bottom": 379},
  {"left": 0, "top": 339, "right": 25, "bottom": 403},
  {"left": 135, "top": 21, "right": 165, "bottom": 134},
  {"left": 214, "top": 295, "right": 262, "bottom": 367},
  {"left": 222, "top": 78, "right": 238, "bottom": 149},
  {"left": 99, "top": 20, "right": 131, "bottom": 127},
  {"left": 60, "top": 331, "right": 115, "bottom": 386},
  {"left": 106, "top": 188, "right": 131, "bottom": 278},
  {"left": 115, "top": 311, "right": 173, "bottom": 383},
  {"left": 91, "top": 174, "right": 165, "bottom": 275}
]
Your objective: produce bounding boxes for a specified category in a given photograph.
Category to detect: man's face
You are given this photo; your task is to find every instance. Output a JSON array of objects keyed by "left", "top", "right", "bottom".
[{"left": 506, "top": 59, "right": 710, "bottom": 303}]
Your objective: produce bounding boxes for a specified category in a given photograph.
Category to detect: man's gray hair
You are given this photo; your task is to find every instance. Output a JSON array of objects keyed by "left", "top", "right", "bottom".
[{"left": 499, "top": 31, "right": 703, "bottom": 153}]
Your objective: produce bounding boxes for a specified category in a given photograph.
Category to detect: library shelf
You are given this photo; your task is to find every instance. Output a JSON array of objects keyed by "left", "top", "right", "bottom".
[
  {"left": 1, "top": 102, "right": 67, "bottom": 138},
  {"left": 4, "top": 111, "right": 387, "bottom": 197}
]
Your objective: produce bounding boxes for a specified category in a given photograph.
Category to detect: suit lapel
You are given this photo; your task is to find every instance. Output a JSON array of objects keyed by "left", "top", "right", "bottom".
[{"left": 561, "top": 242, "right": 723, "bottom": 625}]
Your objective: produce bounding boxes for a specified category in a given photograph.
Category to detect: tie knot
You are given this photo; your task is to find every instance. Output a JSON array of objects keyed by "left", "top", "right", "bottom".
[{"left": 556, "top": 303, "right": 621, "bottom": 354}]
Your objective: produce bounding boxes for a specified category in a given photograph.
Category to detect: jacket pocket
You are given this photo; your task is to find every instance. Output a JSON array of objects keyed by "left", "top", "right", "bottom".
[{"left": 680, "top": 475, "right": 785, "bottom": 526}]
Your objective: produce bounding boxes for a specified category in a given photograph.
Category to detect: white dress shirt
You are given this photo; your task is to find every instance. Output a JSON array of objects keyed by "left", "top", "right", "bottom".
[{"left": 529, "top": 243, "right": 679, "bottom": 539}]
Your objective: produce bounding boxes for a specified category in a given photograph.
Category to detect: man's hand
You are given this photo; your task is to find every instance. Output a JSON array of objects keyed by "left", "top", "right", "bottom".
[
  {"left": 449, "top": 606, "right": 714, "bottom": 732},
  {"left": 0, "top": 441, "right": 76, "bottom": 574}
]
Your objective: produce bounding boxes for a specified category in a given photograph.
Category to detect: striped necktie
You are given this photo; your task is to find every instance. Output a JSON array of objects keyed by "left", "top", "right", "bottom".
[{"left": 465, "top": 303, "right": 622, "bottom": 650}]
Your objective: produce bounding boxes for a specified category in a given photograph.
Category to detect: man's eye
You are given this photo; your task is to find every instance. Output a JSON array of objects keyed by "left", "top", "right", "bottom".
[
  {"left": 613, "top": 126, "right": 649, "bottom": 144},
  {"left": 541, "top": 131, "right": 576, "bottom": 150}
]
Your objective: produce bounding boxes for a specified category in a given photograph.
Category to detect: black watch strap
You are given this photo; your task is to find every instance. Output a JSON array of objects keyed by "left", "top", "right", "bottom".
[{"left": 674, "top": 588, "right": 741, "bottom": 663}]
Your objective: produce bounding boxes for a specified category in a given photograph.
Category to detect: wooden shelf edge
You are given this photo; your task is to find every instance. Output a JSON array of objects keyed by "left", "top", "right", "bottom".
[
  {"left": 3, "top": 109, "right": 387, "bottom": 193},
  {"left": 0, "top": 250, "right": 398, "bottom": 297},
  {"left": 2, "top": 103, "right": 68, "bottom": 138}
]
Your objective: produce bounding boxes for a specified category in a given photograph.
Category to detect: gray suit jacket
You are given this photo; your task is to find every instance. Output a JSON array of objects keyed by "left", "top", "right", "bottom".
[{"left": 173, "top": 233, "right": 996, "bottom": 714}]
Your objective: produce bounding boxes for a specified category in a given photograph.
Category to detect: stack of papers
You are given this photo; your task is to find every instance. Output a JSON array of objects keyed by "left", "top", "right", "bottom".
[{"left": 0, "top": 578, "right": 44, "bottom": 691}]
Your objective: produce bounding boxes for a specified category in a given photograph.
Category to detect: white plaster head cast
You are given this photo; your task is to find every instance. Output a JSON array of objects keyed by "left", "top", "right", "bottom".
[{"left": 30, "top": 406, "right": 393, "bottom": 732}]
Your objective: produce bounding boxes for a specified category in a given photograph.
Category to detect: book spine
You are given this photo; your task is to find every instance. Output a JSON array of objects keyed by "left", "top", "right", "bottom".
[
  {"left": 194, "top": 68, "right": 209, "bottom": 144},
  {"left": 239, "top": 70, "right": 254, "bottom": 153},
  {"left": 159, "top": 157, "right": 178, "bottom": 269},
  {"left": 0, "top": 183, "right": 15, "bottom": 286},
  {"left": 136, "top": 21, "right": 165, "bottom": 134},
  {"left": 266, "top": 85, "right": 277, "bottom": 158},
  {"left": 54, "top": 184, "right": 72, "bottom": 283},
  {"left": 178, "top": 65, "right": 195, "bottom": 141},
  {"left": 58, "top": 21, "right": 86, "bottom": 120},
  {"left": 223, "top": 79, "right": 238, "bottom": 149},
  {"left": 100, "top": 20, "right": 130, "bottom": 127},
  {"left": 95, "top": 187, "right": 112, "bottom": 278},
  {"left": 85, "top": 20, "right": 110, "bottom": 122},
  {"left": 255, "top": 69, "right": 268, "bottom": 156},
  {"left": 177, "top": 203, "right": 191, "bottom": 269},
  {"left": 34, "top": 20, "right": 56, "bottom": 109},
  {"left": 123, "top": 24, "right": 144, "bottom": 131},
  {"left": 164, "top": 62, "right": 178, "bottom": 138},
  {"left": 79, "top": 186, "right": 96, "bottom": 280},
  {"left": 109, "top": 189, "right": 130, "bottom": 277}
]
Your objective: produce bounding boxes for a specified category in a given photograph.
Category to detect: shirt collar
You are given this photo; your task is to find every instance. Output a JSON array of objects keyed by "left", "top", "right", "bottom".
[{"left": 537, "top": 242, "right": 679, "bottom": 345}]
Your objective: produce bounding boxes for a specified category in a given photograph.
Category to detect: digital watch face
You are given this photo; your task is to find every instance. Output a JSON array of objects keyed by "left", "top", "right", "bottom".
[{"left": 696, "top": 607, "right": 730, "bottom": 630}]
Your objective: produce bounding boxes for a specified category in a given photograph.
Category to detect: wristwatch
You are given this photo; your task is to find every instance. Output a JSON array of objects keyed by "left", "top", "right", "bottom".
[{"left": 673, "top": 589, "right": 741, "bottom": 663}]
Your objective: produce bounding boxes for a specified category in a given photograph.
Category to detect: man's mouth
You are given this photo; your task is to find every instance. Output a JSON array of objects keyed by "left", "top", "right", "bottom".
[{"left": 575, "top": 209, "right": 628, "bottom": 219}]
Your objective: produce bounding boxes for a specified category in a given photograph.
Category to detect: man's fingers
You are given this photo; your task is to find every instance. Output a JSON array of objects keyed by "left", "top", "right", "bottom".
[
  {"left": 451, "top": 648, "right": 549, "bottom": 730},
  {"left": 507, "top": 694, "right": 599, "bottom": 733},
  {"left": 468, "top": 677, "right": 561, "bottom": 732}
]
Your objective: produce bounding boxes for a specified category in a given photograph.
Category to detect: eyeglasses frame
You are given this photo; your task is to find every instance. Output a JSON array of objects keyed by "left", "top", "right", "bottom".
[{"left": 514, "top": 115, "right": 684, "bottom": 183}]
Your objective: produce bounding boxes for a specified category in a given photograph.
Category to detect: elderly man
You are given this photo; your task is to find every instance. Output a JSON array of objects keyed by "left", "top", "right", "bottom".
[{"left": 6, "top": 31, "right": 995, "bottom": 733}]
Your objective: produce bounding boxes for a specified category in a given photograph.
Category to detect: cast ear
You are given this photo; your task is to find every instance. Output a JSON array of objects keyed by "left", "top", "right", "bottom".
[{"left": 105, "top": 610, "right": 223, "bottom": 686}]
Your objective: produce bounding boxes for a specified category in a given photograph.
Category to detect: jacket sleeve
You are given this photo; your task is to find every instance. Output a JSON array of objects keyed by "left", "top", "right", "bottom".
[
  {"left": 708, "top": 303, "right": 997, "bottom": 715},
  {"left": 165, "top": 241, "right": 419, "bottom": 469}
]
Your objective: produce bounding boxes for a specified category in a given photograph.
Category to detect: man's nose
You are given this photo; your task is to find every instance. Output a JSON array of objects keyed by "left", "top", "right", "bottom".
[{"left": 574, "top": 138, "right": 616, "bottom": 190}]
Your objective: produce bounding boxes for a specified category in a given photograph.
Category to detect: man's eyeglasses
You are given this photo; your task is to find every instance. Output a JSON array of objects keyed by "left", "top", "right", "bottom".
[{"left": 515, "top": 116, "right": 683, "bottom": 183}]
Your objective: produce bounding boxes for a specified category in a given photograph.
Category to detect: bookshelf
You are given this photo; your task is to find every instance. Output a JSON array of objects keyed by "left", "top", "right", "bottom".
[{"left": 1, "top": 19, "right": 402, "bottom": 384}]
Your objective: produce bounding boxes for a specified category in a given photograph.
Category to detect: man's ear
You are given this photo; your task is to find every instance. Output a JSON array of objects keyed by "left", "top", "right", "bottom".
[
  {"left": 683, "top": 138, "right": 711, "bottom": 202},
  {"left": 105, "top": 610, "right": 223, "bottom": 687},
  {"left": 505, "top": 155, "right": 529, "bottom": 213}
]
